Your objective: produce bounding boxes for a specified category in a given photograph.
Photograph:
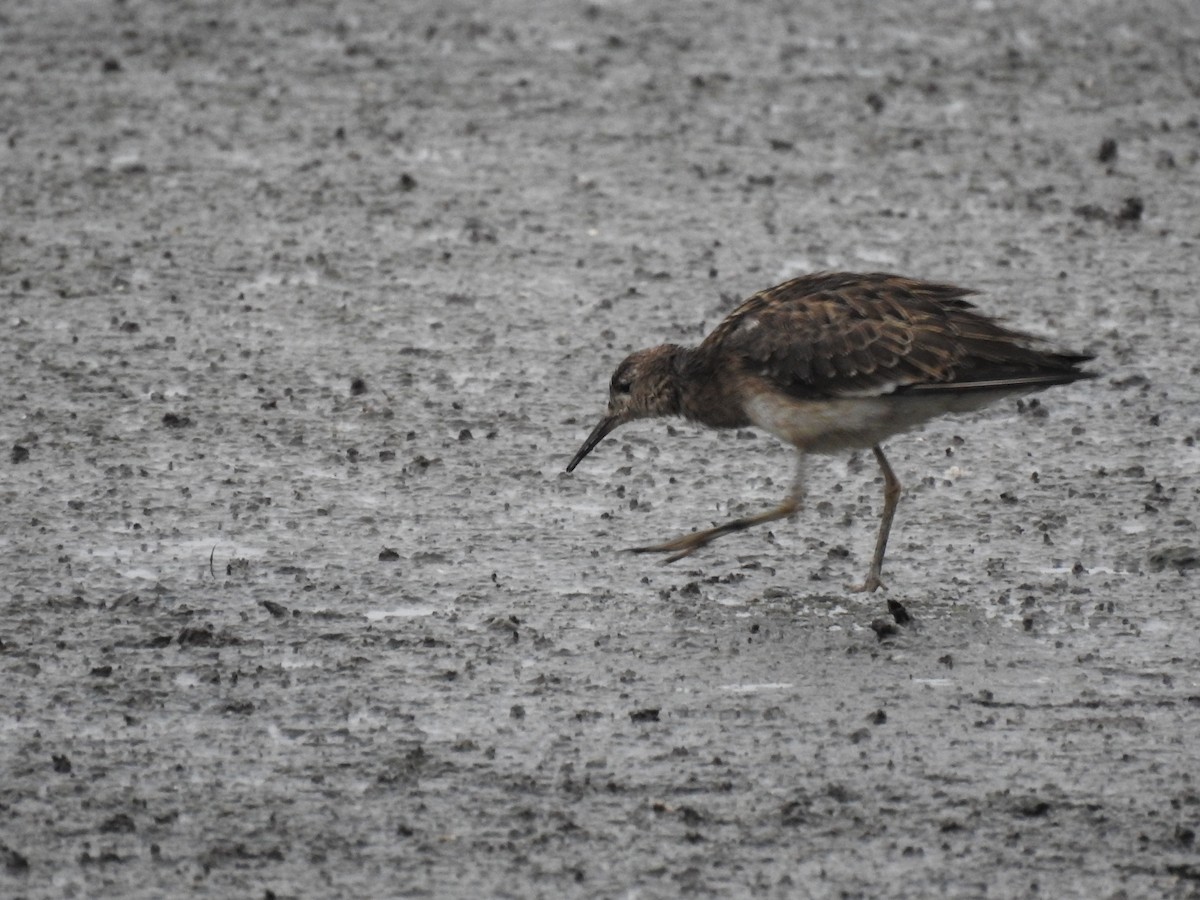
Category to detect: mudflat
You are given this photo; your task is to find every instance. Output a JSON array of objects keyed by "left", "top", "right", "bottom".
[{"left": 2, "top": 2, "right": 1198, "bottom": 897}]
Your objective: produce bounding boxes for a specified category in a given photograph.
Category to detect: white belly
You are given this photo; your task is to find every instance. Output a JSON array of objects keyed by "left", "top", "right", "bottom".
[{"left": 744, "top": 390, "right": 1011, "bottom": 453}]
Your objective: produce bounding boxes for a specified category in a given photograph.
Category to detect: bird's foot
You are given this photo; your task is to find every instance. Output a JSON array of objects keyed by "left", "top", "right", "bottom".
[
  {"left": 848, "top": 572, "right": 886, "bottom": 594},
  {"left": 627, "top": 531, "right": 714, "bottom": 564}
]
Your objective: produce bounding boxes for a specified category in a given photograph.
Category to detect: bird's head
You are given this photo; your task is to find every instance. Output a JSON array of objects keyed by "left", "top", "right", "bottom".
[{"left": 566, "top": 344, "right": 683, "bottom": 472}]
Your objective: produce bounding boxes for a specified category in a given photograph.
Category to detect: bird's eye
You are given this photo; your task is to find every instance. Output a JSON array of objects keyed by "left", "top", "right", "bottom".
[{"left": 614, "top": 379, "right": 632, "bottom": 395}]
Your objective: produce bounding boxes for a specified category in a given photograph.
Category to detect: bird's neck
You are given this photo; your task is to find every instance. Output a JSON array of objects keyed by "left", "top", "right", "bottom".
[
  {"left": 642, "top": 344, "right": 688, "bottom": 418},
  {"left": 675, "top": 346, "right": 753, "bottom": 429}
]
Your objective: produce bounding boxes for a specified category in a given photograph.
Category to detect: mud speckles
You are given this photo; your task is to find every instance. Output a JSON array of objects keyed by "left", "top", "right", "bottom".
[
  {"left": 225, "top": 558, "right": 250, "bottom": 577},
  {"left": 377, "top": 746, "right": 428, "bottom": 785},
  {"left": 1115, "top": 196, "right": 1144, "bottom": 224},
  {"left": 779, "top": 795, "right": 812, "bottom": 827},
  {"left": 176, "top": 626, "right": 214, "bottom": 647},
  {"left": 1072, "top": 196, "right": 1145, "bottom": 226},
  {"left": 486, "top": 615, "right": 521, "bottom": 641},
  {"left": 161, "top": 412, "right": 191, "bottom": 428},
  {"left": 0, "top": 2, "right": 1195, "bottom": 898},
  {"left": 1166, "top": 863, "right": 1200, "bottom": 882},
  {"left": 1148, "top": 546, "right": 1199, "bottom": 573},
  {"left": 1013, "top": 798, "right": 1052, "bottom": 819},
  {"left": 887, "top": 598, "right": 910, "bottom": 625},
  {"left": 1073, "top": 203, "right": 1110, "bottom": 225},
  {"left": 629, "top": 708, "right": 661, "bottom": 723},
  {"left": 98, "top": 814, "right": 136, "bottom": 835},
  {"left": 176, "top": 625, "right": 241, "bottom": 648},
  {"left": 405, "top": 454, "right": 441, "bottom": 474},
  {"left": 871, "top": 617, "right": 900, "bottom": 641},
  {"left": 11, "top": 443, "right": 30, "bottom": 463},
  {"left": 1, "top": 844, "right": 30, "bottom": 875}
]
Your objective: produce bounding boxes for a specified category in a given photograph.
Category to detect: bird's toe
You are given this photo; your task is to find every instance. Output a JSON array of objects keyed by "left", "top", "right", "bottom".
[{"left": 848, "top": 575, "right": 886, "bottom": 594}]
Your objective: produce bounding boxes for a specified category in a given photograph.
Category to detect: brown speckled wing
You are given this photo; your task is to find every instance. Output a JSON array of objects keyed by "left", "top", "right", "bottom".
[{"left": 701, "top": 272, "right": 1088, "bottom": 399}]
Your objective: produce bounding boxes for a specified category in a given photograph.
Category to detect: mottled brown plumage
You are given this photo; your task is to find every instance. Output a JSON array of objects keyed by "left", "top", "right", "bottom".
[{"left": 567, "top": 271, "right": 1095, "bottom": 593}]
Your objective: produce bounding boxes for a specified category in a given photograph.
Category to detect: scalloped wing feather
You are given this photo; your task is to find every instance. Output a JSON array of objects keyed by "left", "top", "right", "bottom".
[{"left": 702, "top": 272, "right": 1085, "bottom": 399}]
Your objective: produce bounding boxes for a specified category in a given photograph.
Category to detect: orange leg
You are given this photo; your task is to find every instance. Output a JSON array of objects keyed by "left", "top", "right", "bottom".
[
  {"left": 849, "top": 445, "right": 902, "bottom": 593},
  {"left": 631, "top": 458, "right": 805, "bottom": 563}
]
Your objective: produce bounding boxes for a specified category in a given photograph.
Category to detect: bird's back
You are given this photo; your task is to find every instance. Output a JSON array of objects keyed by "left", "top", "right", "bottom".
[{"left": 698, "top": 272, "right": 1094, "bottom": 402}]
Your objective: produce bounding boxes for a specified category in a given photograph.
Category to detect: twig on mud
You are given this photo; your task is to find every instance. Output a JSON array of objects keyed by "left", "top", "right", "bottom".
[{"left": 209, "top": 546, "right": 216, "bottom": 579}]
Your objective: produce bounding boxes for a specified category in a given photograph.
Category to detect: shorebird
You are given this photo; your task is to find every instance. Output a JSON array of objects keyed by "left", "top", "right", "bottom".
[{"left": 566, "top": 271, "right": 1095, "bottom": 592}]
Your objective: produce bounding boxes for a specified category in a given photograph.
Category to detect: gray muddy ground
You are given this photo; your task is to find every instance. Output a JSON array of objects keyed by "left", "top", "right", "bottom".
[{"left": 2, "top": 1, "right": 1200, "bottom": 897}]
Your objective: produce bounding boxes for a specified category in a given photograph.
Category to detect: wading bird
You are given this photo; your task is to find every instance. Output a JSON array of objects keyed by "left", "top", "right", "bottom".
[{"left": 566, "top": 271, "right": 1095, "bottom": 592}]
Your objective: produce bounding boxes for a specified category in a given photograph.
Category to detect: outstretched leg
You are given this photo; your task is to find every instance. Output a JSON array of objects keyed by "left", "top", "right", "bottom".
[
  {"left": 850, "top": 445, "right": 902, "bottom": 593},
  {"left": 631, "top": 456, "right": 806, "bottom": 564}
]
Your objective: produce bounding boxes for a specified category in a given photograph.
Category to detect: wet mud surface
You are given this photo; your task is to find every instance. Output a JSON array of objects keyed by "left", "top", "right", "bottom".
[{"left": 3, "top": 1, "right": 1200, "bottom": 897}]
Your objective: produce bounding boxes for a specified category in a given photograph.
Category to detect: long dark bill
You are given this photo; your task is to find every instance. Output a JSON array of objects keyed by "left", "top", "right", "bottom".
[{"left": 566, "top": 415, "right": 622, "bottom": 472}]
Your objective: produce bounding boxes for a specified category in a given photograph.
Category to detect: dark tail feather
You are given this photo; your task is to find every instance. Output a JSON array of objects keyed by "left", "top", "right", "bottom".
[{"left": 904, "top": 355, "right": 1097, "bottom": 395}]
